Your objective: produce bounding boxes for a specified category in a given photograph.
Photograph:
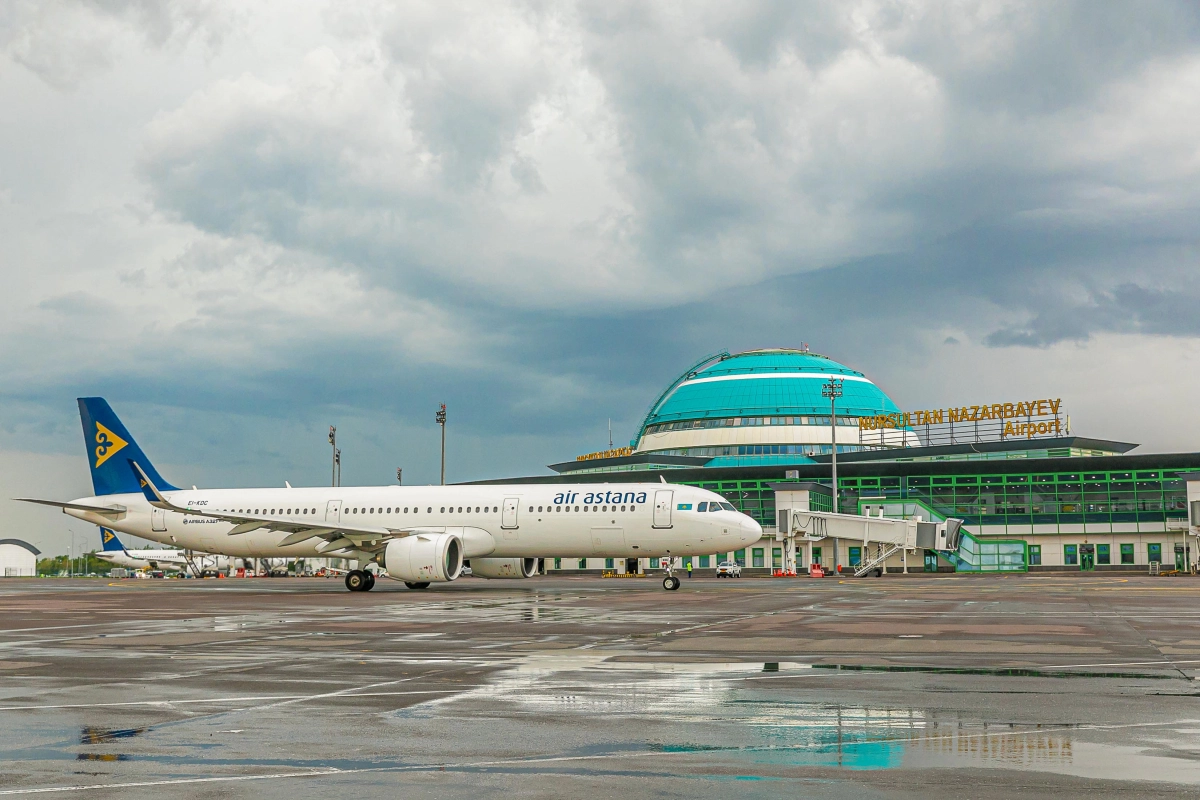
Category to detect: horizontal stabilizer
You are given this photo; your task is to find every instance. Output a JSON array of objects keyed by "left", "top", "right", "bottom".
[{"left": 15, "top": 498, "right": 127, "bottom": 516}]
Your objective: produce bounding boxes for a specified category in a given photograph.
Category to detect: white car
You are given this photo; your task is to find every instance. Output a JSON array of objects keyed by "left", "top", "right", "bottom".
[{"left": 715, "top": 561, "right": 742, "bottom": 577}]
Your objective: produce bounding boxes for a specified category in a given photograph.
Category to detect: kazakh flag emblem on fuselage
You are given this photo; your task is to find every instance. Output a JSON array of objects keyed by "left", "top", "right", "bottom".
[{"left": 94, "top": 422, "right": 128, "bottom": 468}]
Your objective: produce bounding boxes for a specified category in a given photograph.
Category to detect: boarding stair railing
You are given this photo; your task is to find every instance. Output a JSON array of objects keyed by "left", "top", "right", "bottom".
[
  {"left": 858, "top": 497, "right": 1026, "bottom": 572},
  {"left": 786, "top": 509, "right": 965, "bottom": 576}
]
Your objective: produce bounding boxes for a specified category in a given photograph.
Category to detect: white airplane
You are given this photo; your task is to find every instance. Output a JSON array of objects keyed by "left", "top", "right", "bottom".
[
  {"left": 94, "top": 526, "right": 233, "bottom": 576},
  {"left": 21, "top": 398, "right": 761, "bottom": 592}
]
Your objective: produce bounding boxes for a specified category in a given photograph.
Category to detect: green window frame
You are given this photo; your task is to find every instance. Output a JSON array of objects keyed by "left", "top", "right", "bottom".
[
  {"left": 1064, "top": 545, "right": 1078, "bottom": 566},
  {"left": 734, "top": 549, "right": 746, "bottom": 567},
  {"left": 1120, "top": 543, "right": 1135, "bottom": 564},
  {"left": 772, "top": 548, "right": 782, "bottom": 568},
  {"left": 752, "top": 548, "right": 765, "bottom": 568},
  {"left": 812, "top": 547, "right": 822, "bottom": 565},
  {"left": 1028, "top": 545, "right": 1041, "bottom": 566},
  {"left": 1148, "top": 543, "right": 1162, "bottom": 563},
  {"left": 699, "top": 555, "right": 710, "bottom": 568},
  {"left": 605, "top": 558, "right": 614, "bottom": 569},
  {"left": 849, "top": 546, "right": 862, "bottom": 567},
  {"left": 1096, "top": 544, "right": 1110, "bottom": 565}
]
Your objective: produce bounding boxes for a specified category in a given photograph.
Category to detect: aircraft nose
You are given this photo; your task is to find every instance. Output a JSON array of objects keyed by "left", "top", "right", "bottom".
[{"left": 741, "top": 515, "right": 762, "bottom": 541}]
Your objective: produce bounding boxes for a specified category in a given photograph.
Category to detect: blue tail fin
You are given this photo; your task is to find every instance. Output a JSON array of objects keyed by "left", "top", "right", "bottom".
[
  {"left": 99, "top": 527, "right": 126, "bottom": 552},
  {"left": 77, "top": 398, "right": 178, "bottom": 496}
]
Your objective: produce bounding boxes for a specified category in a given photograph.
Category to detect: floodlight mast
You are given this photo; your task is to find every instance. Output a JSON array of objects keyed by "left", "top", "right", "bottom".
[
  {"left": 822, "top": 379, "right": 844, "bottom": 512},
  {"left": 328, "top": 426, "right": 337, "bottom": 487},
  {"left": 436, "top": 403, "right": 447, "bottom": 486}
]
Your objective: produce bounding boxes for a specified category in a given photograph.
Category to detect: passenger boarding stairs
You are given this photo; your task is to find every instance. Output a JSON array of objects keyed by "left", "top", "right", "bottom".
[
  {"left": 858, "top": 498, "right": 1026, "bottom": 573},
  {"left": 788, "top": 508, "right": 965, "bottom": 577},
  {"left": 786, "top": 500, "right": 1026, "bottom": 574}
]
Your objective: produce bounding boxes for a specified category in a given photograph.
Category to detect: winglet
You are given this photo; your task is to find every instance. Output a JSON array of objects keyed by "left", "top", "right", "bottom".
[
  {"left": 660, "top": 475, "right": 666, "bottom": 484},
  {"left": 129, "top": 460, "right": 170, "bottom": 508}
]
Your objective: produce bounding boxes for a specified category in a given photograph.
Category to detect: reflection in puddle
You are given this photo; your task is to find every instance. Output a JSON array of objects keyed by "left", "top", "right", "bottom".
[
  {"left": 394, "top": 651, "right": 1200, "bottom": 781},
  {"left": 76, "top": 753, "right": 130, "bottom": 762},
  {"left": 79, "top": 727, "right": 145, "bottom": 744}
]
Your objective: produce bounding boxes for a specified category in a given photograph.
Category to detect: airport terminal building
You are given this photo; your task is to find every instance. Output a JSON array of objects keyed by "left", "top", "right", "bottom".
[{"left": 494, "top": 349, "right": 1198, "bottom": 574}]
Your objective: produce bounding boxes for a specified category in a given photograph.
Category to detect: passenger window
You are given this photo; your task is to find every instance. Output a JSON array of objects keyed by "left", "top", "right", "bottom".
[
  {"left": 440, "top": 507, "right": 445, "bottom": 513},
  {"left": 697, "top": 502, "right": 708, "bottom": 512},
  {"left": 427, "top": 507, "right": 432, "bottom": 513},
  {"left": 475, "top": 507, "right": 480, "bottom": 512},
  {"left": 575, "top": 506, "right": 580, "bottom": 512},
  {"left": 529, "top": 506, "right": 534, "bottom": 513},
  {"left": 621, "top": 505, "right": 626, "bottom": 511}
]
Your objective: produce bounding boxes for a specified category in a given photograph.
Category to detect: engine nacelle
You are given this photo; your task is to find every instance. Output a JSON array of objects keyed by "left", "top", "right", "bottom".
[
  {"left": 469, "top": 557, "right": 538, "bottom": 579},
  {"left": 384, "top": 532, "right": 463, "bottom": 583}
]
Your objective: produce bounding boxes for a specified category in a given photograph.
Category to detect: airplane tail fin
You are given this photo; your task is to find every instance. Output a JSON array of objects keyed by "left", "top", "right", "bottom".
[
  {"left": 99, "top": 527, "right": 126, "bottom": 552},
  {"left": 77, "top": 398, "right": 178, "bottom": 496}
]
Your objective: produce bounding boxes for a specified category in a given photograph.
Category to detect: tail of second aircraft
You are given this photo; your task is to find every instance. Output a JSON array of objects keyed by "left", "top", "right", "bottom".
[
  {"left": 78, "top": 398, "right": 178, "bottom": 496},
  {"left": 99, "top": 527, "right": 126, "bottom": 552}
]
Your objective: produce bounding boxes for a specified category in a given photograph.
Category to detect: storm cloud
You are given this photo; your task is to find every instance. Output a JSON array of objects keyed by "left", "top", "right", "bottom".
[{"left": 3, "top": 1, "right": 1200, "bottom": 553}]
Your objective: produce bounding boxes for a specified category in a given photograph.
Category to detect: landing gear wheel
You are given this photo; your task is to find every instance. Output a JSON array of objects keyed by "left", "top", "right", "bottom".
[
  {"left": 663, "top": 576, "right": 681, "bottom": 590},
  {"left": 345, "top": 570, "right": 367, "bottom": 592},
  {"left": 363, "top": 572, "right": 376, "bottom": 591},
  {"left": 404, "top": 581, "right": 430, "bottom": 590}
]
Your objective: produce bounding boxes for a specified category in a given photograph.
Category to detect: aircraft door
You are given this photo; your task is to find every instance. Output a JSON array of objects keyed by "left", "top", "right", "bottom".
[
  {"left": 502, "top": 497, "right": 519, "bottom": 529},
  {"left": 653, "top": 490, "right": 673, "bottom": 528},
  {"left": 152, "top": 507, "right": 167, "bottom": 532},
  {"left": 326, "top": 500, "right": 342, "bottom": 523}
]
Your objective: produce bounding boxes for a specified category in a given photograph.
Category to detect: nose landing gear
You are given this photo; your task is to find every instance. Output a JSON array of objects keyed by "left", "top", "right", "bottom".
[{"left": 661, "top": 553, "right": 681, "bottom": 590}]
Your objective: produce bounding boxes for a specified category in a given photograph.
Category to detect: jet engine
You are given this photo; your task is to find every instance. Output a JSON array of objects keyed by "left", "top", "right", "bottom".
[
  {"left": 384, "top": 532, "right": 464, "bottom": 583},
  {"left": 468, "top": 557, "right": 538, "bottom": 579}
]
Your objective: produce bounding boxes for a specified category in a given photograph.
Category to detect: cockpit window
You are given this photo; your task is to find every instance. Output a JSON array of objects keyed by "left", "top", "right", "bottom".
[
  {"left": 719, "top": 502, "right": 736, "bottom": 512},
  {"left": 697, "top": 502, "right": 708, "bottom": 512}
]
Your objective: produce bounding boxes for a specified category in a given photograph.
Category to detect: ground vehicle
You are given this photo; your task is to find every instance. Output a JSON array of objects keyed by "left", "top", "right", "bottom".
[{"left": 715, "top": 561, "right": 742, "bottom": 577}]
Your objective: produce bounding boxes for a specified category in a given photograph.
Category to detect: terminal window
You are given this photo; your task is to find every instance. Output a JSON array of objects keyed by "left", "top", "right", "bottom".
[
  {"left": 849, "top": 547, "right": 862, "bottom": 567},
  {"left": 1096, "top": 544, "right": 1110, "bottom": 565},
  {"left": 1028, "top": 545, "right": 1041, "bottom": 566},
  {"left": 1148, "top": 543, "right": 1162, "bottom": 563},
  {"left": 605, "top": 558, "right": 614, "bottom": 569},
  {"left": 699, "top": 555, "right": 710, "bottom": 568},
  {"left": 752, "top": 548, "right": 764, "bottom": 568},
  {"left": 734, "top": 549, "right": 746, "bottom": 567},
  {"left": 1064, "top": 545, "right": 1078, "bottom": 566},
  {"left": 773, "top": 548, "right": 782, "bottom": 568},
  {"left": 1120, "top": 543, "right": 1135, "bottom": 564}
]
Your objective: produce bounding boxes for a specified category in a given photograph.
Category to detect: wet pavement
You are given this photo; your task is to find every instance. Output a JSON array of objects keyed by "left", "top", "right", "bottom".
[{"left": 3, "top": 573, "right": 1200, "bottom": 798}]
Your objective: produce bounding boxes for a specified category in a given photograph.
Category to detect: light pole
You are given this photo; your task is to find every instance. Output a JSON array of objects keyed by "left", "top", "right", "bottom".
[
  {"left": 822, "top": 378, "right": 844, "bottom": 512},
  {"left": 334, "top": 448, "right": 341, "bottom": 487},
  {"left": 436, "top": 403, "right": 447, "bottom": 485},
  {"left": 328, "top": 426, "right": 337, "bottom": 487}
]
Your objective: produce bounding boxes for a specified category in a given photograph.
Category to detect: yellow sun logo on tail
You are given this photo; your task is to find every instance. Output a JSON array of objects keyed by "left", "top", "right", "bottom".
[{"left": 94, "top": 423, "right": 128, "bottom": 468}]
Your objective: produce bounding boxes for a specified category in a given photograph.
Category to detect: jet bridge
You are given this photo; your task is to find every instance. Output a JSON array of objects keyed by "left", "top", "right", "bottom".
[{"left": 781, "top": 508, "right": 964, "bottom": 577}]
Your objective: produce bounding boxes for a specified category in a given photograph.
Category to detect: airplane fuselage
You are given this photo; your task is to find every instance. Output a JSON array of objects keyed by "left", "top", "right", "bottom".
[{"left": 65, "top": 484, "right": 762, "bottom": 561}]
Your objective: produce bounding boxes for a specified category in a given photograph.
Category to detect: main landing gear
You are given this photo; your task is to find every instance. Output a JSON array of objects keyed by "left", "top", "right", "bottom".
[
  {"left": 661, "top": 554, "right": 681, "bottom": 590},
  {"left": 345, "top": 570, "right": 376, "bottom": 592}
]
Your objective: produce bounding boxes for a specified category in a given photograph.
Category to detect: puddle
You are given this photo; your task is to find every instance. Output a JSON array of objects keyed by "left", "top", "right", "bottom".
[{"left": 390, "top": 650, "right": 1200, "bottom": 782}]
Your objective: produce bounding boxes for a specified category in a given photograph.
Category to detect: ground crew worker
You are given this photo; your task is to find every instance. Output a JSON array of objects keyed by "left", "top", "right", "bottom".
[{"left": 686, "top": 560, "right": 692, "bottom": 579}]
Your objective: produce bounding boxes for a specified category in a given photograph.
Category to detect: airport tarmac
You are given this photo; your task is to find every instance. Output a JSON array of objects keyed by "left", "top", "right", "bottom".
[{"left": 3, "top": 573, "right": 1200, "bottom": 798}]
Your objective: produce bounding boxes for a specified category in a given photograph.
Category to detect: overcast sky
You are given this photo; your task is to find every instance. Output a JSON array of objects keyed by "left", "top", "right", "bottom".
[{"left": 4, "top": 1, "right": 1200, "bottom": 555}]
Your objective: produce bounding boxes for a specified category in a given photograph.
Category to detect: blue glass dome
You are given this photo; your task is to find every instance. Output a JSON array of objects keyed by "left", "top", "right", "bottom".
[{"left": 636, "top": 349, "right": 902, "bottom": 436}]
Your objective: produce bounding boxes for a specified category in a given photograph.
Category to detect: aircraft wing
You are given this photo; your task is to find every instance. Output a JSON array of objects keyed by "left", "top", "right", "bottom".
[{"left": 128, "top": 461, "right": 407, "bottom": 553}]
